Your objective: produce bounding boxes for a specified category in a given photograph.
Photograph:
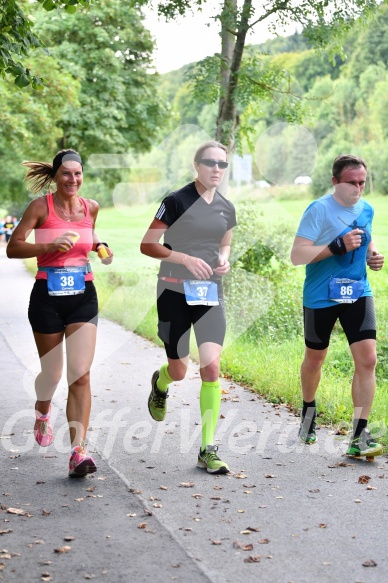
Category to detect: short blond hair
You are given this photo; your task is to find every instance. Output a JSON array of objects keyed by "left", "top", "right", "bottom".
[{"left": 194, "top": 141, "right": 228, "bottom": 163}]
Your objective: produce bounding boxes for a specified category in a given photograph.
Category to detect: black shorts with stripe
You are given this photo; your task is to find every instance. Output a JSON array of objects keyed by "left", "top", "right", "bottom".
[
  {"left": 303, "top": 296, "right": 376, "bottom": 350},
  {"left": 156, "top": 279, "right": 226, "bottom": 360}
]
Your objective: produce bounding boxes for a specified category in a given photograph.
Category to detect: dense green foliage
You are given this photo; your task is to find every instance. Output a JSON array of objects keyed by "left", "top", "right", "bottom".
[
  {"left": 0, "top": 0, "right": 167, "bottom": 209},
  {"left": 0, "top": 0, "right": 95, "bottom": 88},
  {"left": 156, "top": 3, "right": 388, "bottom": 195},
  {"left": 137, "top": 0, "right": 383, "bottom": 146}
]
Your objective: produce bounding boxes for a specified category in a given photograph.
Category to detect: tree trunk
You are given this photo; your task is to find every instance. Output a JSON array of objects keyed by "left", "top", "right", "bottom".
[
  {"left": 216, "top": 0, "right": 252, "bottom": 148},
  {"left": 216, "top": 0, "right": 237, "bottom": 143}
]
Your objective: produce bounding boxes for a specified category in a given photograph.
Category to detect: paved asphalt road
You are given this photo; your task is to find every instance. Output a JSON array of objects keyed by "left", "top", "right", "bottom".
[{"left": 0, "top": 245, "right": 387, "bottom": 583}]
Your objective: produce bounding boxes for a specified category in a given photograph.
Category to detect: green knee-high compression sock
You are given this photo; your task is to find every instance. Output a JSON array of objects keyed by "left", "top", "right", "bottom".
[
  {"left": 200, "top": 380, "right": 221, "bottom": 450},
  {"left": 156, "top": 363, "right": 172, "bottom": 393}
]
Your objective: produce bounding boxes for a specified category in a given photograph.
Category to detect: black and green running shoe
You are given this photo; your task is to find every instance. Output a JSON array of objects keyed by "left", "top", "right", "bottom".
[
  {"left": 346, "top": 430, "right": 383, "bottom": 458},
  {"left": 148, "top": 370, "right": 169, "bottom": 421},
  {"left": 197, "top": 445, "right": 229, "bottom": 474},
  {"left": 298, "top": 415, "right": 317, "bottom": 445}
]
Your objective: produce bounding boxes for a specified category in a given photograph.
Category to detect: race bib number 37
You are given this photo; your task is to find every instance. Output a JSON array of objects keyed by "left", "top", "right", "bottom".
[
  {"left": 183, "top": 280, "right": 219, "bottom": 306},
  {"left": 329, "top": 277, "right": 364, "bottom": 304}
]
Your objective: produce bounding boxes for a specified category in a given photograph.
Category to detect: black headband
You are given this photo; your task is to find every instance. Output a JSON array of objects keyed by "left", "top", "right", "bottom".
[{"left": 52, "top": 150, "right": 83, "bottom": 177}]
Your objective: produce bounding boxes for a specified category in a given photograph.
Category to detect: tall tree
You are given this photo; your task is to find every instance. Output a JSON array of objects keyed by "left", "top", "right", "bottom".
[
  {"left": 134, "top": 0, "right": 385, "bottom": 147},
  {"left": 37, "top": 0, "right": 167, "bottom": 156}
]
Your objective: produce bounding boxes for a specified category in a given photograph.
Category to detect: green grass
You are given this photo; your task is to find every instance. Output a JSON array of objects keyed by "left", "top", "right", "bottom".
[{"left": 24, "top": 188, "right": 388, "bottom": 446}]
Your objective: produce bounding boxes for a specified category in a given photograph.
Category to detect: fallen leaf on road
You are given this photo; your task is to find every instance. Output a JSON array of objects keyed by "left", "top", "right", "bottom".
[
  {"left": 0, "top": 563, "right": 5, "bottom": 570},
  {"left": 233, "top": 541, "right": 254, "bottom": 551},
  {"left": 319, "top": 524, "right": 327, "bottom": 529},
  {"left": 0, "top": 530, "right": 12, "bottom": 535},
  {"left": 210, "top": 539, "right": 222, "bottom": 545},
  {"left": 265, "top": 474, "right": 276, "bottom": 479},
  {"left": 153, "top": 503, "right": 163, "bottom": 508},
  {"left": 234, "top": 474, "right": 247, "bottom": 479},
  {"left": 366, "top": 485, "right": 377, "bottom": 490},
  {"left": 159, "top": 485, "right": 168, "bottom": 490},
  {"left": 240, "top": 530, "right": 252, "bottom": 535},
  {"left": 126, "top": 513, "right": 136, "bottom": 517},
  {"left": 358, "top": 475, "right": 371, "bottom": 484},
  {"left": 54, "top": 546, "right": 71, "bottom": 553},
  {"left": 244, "top": 555, "right": 261, "bottom": 563},
  {"left": 258, "top": 538, "right": 270, "bottom": 544},
  {"left": 64, "top": 537, "right": 76, "bottom": 542},
  {"left": 362, "top": 559, "right": 377, "bottom": 567},
  {"left": 6, "top": 508, "right": 26, "bottom": 516},
  {"left": 41, "top": 574, "right": 53, "bottom": 582},
  {"left": 180, "top": 482, "right": 195, "bottom": 488},
  {"left": 137, "top": 523, "right": 147, "bottom": 529}
]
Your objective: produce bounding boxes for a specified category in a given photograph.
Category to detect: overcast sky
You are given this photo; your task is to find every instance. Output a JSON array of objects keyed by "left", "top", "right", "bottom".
[{"left": 143, "top": 3, "right": 297, "bottom": 74}]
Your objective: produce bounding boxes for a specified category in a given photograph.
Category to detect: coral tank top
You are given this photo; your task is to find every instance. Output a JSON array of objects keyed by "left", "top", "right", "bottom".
[{"left": 35, "top": 193, "right": 94, "bottom": 281}]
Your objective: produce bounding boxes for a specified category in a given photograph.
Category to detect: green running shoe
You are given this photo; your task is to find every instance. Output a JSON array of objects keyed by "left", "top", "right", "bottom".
[
  {"left": 298, "top": 415, "right": 317, "bottom": 444},
  {"left": 197, "top": 445, "right": 229, "bottom": 474},
  {"left": 346, "top": 430, "right": 383, "bottom": 458},
  {"left": 148, "top": 370, "right": 169, "bottom": 421}
]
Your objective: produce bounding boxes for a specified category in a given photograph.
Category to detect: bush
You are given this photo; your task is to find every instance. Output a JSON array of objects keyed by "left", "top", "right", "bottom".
[{"left": 225, "top": 200, "right": 303, "bottom": 342}]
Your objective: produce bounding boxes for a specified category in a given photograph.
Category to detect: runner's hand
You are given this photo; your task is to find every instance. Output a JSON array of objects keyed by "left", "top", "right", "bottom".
[
  {"left": 367, "top": 250, "right": 384, "bottom": 271},
  {"left": 100, "top": 247, "right": 113, "bottom": 265},
  {"left": 51, "top": 234, "right": 76, "bottom": 252},
  {"left": 214, "top": 257, "right": 230, "bottom": 276},
  {"left": 342, "top": 228, "right": 364, "bottom": 251},
  {"left": 183, "top": 256, "right": 213, "bottom": 279}
]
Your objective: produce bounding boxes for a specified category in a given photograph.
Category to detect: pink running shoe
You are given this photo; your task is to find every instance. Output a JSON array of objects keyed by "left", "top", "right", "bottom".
[
  {"left": 34, "top": 410, "right": 53, "bottom": 447},
  {"left": 69, "top": 446, "right": 97, "bottom": 478}
]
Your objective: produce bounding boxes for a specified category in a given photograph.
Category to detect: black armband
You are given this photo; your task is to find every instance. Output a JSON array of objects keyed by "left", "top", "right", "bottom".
[
  {"left": 96, "top": 241, "right": 108, "bottom": 251},
  {"left": 328, "top": 236, "right": 347, "bottom": 256}
]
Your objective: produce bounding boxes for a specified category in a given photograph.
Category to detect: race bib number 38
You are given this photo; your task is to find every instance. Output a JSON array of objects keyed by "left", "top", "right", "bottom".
[
  {"left": 329, "top": 277, "right": 364, "bottom": 304},
  {"left": 183, "top": 280, "right": 219, "bottom": 306},
  {"left": 47, "top": 268, "right": 85, "bottom": 296}
]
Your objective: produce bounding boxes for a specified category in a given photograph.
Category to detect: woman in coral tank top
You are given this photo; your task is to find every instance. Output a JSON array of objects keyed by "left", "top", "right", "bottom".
[{"left": 7, "top": 149, "right": 113, "bottom": 477}]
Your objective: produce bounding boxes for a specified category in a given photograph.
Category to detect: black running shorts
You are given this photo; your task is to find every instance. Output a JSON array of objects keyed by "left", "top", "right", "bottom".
[
  {"left": 28, "top": 280, "right": 98, "bottom": 334},
  {"left": 303, "top": 296, "right": 376, "bottom": 350},
  {"left": 156, "top": 279, "right": 226, "bottom": 360}
]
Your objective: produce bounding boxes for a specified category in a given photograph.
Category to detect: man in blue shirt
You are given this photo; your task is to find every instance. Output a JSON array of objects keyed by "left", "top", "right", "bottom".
[{"left": 291, "top": 154, "right": 384, "bottom": 457}]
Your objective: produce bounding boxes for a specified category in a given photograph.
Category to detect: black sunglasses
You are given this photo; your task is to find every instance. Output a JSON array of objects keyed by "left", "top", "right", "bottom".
[{"left": 199, "top": 159, "right": 228, "bottom": 169}]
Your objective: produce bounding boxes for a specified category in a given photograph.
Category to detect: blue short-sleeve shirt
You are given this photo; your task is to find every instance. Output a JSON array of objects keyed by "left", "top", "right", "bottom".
[{"left": 296, "top": 193, "right": 373, "bottom": 308}]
